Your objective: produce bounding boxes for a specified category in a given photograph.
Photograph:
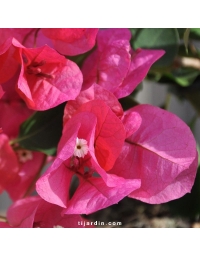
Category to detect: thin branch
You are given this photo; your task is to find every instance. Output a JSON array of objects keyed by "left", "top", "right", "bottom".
[{"left": 175, "top": 56, "right": 200, "bottom": 70}]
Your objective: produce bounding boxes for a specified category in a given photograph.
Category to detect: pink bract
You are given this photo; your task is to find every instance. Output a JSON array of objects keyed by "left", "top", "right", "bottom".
[
  {"left": 0, "top": 99, "right": 33, "bottom": 192},
  {"left": 0, "top": 85, "right": 4, "bottom": 98},
  {"left": 1, "top": 71, "right": 23, "bottom": 101},
  {"left": 5, "top": 151, "right": 46, "bottom": 201},
  {"left": 0, "top": 38, "right": 83, "bottom": 110},
  {"left": 0, "top": 98, "right": 45, "bottom": 200},
  {"left": 0, "top": 38, "right": 21, "bottom": 84},
  {"left": 63, "top": 83, "right": 123, "bottom": 124},
  {"left": 3, "top": 196, "right": 89, "bottom": 228},
  {"left": 41, "top": 28, "right": 98, "bottom": 56},
  {"left": 71, "top": 100, "right": 126, "bottom": 171},
  {"left": 110, "top": 104, "right": 198, "bottom": 203},
  {"left": 0, "top": 29, "right": 35, "bottom": 47},
  {"left": 0, "top": 100, "right": 33, "bottom": 138},
  {"left": 0, "top": 28, "right": 98, "bottom": 55},
  {"left": 17, "top": 44, "right": 83, "bottom": 110},
  {"left": 36, "top": 100, "right": 141, "bottom": 214},
  {"left": 0, "top": 134, "right": 19, "bottom": 192},
  {"left": 81, "top": 28, "right": 165, "bottom": 98},
  {"left": 0, "top": 28, "right": 54, "bottom": 49}
]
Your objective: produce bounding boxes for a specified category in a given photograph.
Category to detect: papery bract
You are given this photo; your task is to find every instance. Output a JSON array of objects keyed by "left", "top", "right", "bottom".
[
  {"left": 63, "top": 83, "right": 123, "bottom": 124},
  {"left": 0, "top": 98, "right": 45, "bottom": 199},
  {"left": 114, "top": 48, "right": 165, "bottom": 98},
  {"left": 0, "top": 38, "right": 21, "bottom": 84},
  {"left": 0, "top": 85, "right": 4, "bottom": 98},
  {"left": 76, "top": 100, "right": 125, "bottom": 170},
  {"left": 62, "top": 172, "right": 140, "bottom": 215},
  {"left": 2, "top": 196, "right": 88, "bottom": 228},
  {"left": 110, "top": 104, "right": 198, "bottom": 203},
  {"left": 0, "top": 100, "right": 33, "bottom": 138},
  {"left": 0, "top": 99, "right": 33, "bottom": 192},
  {"left": 1, "top": 71, "right": 22, "bottom": 101},
  {"left": 0, "top": 28, "right": 53, "bottom": 49},
  {"left": 0, "top": 29, "right": 35, "bottom": 47},
  {"left": 41, "top": 28, "right": 98, "bottom": 56},
  {"left": 17, "top": 45, "right": 83, "bottom": 110},
  {"left": 5, "top": 151, "right": 45, "bottom": 200},
  {"left": 36, "top": 100, "right": 141, "bottom": 214},
  {"left": 82, "top": 29, "right": 131, "bottom": 93},
  {"left": 82, "top": 28, "right": 165, "bottom": 98},
  {"left": 0, "top": 38, "right": 83, "bottom": 110},
  {"left": 0, "top": 29, "right": 98, "bottom": 56},
  {"left": 0, "top": 134, "right": 19, "bottom": 192}
]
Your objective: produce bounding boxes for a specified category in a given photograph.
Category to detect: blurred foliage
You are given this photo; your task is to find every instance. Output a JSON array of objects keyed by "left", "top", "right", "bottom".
[
  {"left": 131, "top": 28, "right": 179, "bottom": 67},
  {"left": 129, "top": 28, "right": 200, "bottom": 219},
  {"left": 129, "top": 28, "right": 200, "bottom": 116},
  {"left": 17, "top": 103, "right": 65, "bottom": 155},
  {"left": 167, "top": 167, "right": 200, "bottom": 219}
]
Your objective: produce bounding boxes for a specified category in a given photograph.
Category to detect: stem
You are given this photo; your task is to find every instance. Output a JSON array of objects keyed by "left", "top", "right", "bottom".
[
  {"left": 164, "top": 93, "right": 171, "bottom": 111},
  {"left": 34, "top": 29, "right": 40, "bottom": 48},
  {"left": 22, "top": 29, "right": 36, "bottom": 46}
]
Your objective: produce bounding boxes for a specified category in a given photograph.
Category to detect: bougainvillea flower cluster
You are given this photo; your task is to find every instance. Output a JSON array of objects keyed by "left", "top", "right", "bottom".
[{"left": 0, "top": 28, "right": 198, "bottom": 228}]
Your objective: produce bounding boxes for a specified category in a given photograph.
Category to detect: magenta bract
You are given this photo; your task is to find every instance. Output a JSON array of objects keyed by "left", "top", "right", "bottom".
[
  {"left": 82, "top": 28, "right": 165, "bottom": 98},
  {"left": 0, "top": 85, "right": 4, "bottom": 98},
  {"left": 5, "top": 151, "right": 46, "bottom": 201},
  {"left": 110, "top": 104, "right": 198, "bottom": 203},
  {"left": 0, "top": 38, "right": 21, "bottom": 84},
  {"left": 17, "top": 45, "right": 83, "bottom": 110},
  {"left": 0, "top": 98, "right": 45, "bottom": 200},
  {"left": 0, "top": 134, "right": 19, "bottom": 192},
  {"left": 0, "top": 38, "right": 83, "bottom": 110},
  {"left": 36, "top": 100, "right": 141, "bottom": 214},
  {"left": 75, "top": 100, "right": 126, "bottom": 170},
  {"left": 5, "top": 196, "right": 88, "bottom": 228},
  {"left": 0, "top": 100, "right": 33, "bottom": 138},
  {"left": 63, "top": 83, "right": 123, "bottom": 124},
  {"left": 41, "top": 28, "right": 99, "bottom": 56}
]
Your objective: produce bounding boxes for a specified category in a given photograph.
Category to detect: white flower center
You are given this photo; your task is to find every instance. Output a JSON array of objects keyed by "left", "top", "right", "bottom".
[
  {"left": 74, "top": 137, "right": 89, "bottom": 158},
  {"left": 16, "top": 149, "right": 33, "bottom": 163}
]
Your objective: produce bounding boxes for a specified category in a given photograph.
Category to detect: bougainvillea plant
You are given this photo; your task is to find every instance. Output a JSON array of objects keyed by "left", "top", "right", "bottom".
[{"left": 0, "top": 28, "right": 198, "bottom": 228}]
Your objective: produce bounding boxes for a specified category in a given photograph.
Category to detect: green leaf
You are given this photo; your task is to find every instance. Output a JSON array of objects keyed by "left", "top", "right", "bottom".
[
  {"left": 190, "top": 28, "right": 200, "bottom": 39},
  {"left": 132, "top": 28, "right": 180, "bottom": 67},
  {"left": 165, "top": 68, "right": 199, "bottom": 86},
  {"left": 16, "top": 103, "right": 65, "bottom": 155},
  {"left": 119, "top": 97, "right": 139, "bottom": 111},
  {"left": 129, "top": 28, "right": 138, "bottom": 38}
]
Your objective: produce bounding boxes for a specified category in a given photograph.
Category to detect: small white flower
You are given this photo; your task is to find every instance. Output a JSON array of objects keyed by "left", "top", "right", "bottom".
[
  {"left": 74, "top": 138, "right": 89, "bottom": 158},
  {"left": 16, "top": 149, "right": 33, "bottom": 163}
]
